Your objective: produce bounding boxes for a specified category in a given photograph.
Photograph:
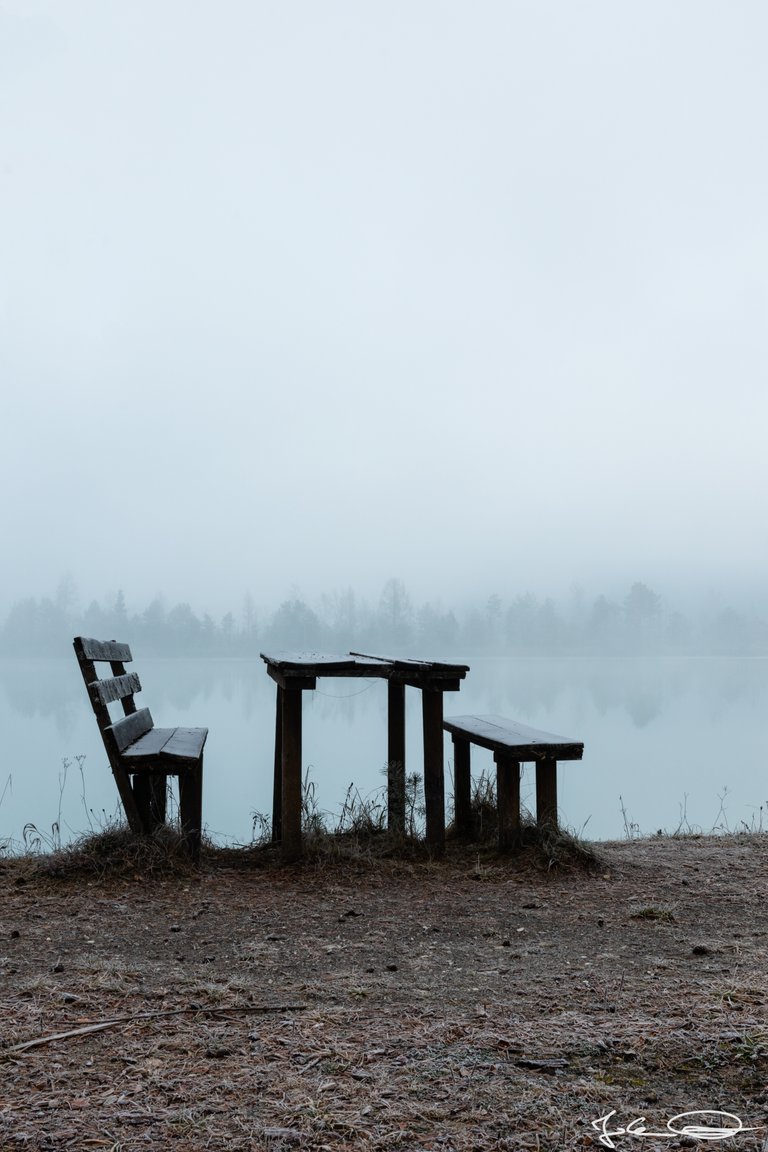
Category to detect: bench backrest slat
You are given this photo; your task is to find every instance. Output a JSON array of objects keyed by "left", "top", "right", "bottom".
[
  {"left": 108, "top": 708, "right": 154, "bottom": 754},
  {"left": 75, "top": 638, "right": 133, "bottom": 663},
  {"left": 89, "top": 672, "right": 142, "bottom": 707},
  {"left": 73, "top": 636, "right": 151, "bottom": 766}
]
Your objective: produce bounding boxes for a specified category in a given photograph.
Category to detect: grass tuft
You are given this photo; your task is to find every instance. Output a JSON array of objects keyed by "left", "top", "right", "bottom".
[{"left": 32, "top": 820, "right": 207, "bottom": 881}]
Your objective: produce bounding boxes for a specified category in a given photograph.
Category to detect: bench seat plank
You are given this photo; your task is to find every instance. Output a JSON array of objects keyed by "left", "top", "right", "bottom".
[
  {"left": 444, "top": 714, "right": 584, "bottom": 761},
  {"left": 120, "top": 726, "right": 208, "bottom": 764},
  {"left": 118, "top": 726, "right": 177, "bottom": 759},
  {"left": 158, "top": 727, "right": 208, "bottom": 762}
]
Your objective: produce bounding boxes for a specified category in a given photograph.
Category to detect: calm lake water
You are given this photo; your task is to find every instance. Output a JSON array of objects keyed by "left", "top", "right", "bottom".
[{"left": 1, "top": 656, "right": 767, "bottom": 849}]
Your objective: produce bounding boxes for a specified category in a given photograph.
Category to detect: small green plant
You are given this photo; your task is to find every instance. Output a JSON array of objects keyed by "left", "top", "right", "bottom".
[{"left": 404, "top": 771, "right": 425, "bottom": 838}]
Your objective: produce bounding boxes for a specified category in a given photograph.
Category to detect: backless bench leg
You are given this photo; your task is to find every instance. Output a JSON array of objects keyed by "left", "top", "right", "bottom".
[
  {"left": 451, "top": 736, "right": 472, "bottom": 840},
  {"left": 536, "top": 755, "right": 558, "bottom": 828},
  {"left": 179, "top": 759, "right": 204, "bottom": 864},
  {"left": 495, "top": 752, "right": 522, "bottom": 850}
]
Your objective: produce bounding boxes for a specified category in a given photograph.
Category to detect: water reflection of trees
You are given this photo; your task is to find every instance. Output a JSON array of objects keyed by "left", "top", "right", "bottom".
[
  {"left": 0, "top": 659, "right": 80, "bottom": 737},
  {"left": 3, "top": 651, "right": 767, "bottom": 736},
  {"left": 451, "top": 657, "right": 766, "bottom": 730}
]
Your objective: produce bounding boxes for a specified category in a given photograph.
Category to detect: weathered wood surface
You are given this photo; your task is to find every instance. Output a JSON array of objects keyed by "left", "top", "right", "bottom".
[
  {"left": 445, "top": 713, "right": 585, "bottom": 846},
  {"left": 496, "top": 753, "right": 522, "bottom": 850},
  {"left": 350, "top": 651, "right": 470, "bottom": 676},
  {"left": 444, "top": 714, "right": 583, "bottom": 761},
  {"left": 452, "top": 736, "right": 472, "bottom": 840},
  {"left": 120, "top": 726, "right": 208, "bottom": 764},
  {"left": 350, "top": 651, "right": 469, "bottom": 689},
  {"left": 108, "top": 708, "right": 154, "bottom": 754},
  {"left": 387, "top": 681, "right": 406, "bottom": 833},
  {"left": 260, "top": 652, "right": 394, "bottom": 684},
  {"left": 422, "top": 689, "right": 445, "bottom": 854},
  {"left": 272, "top": 687, "right": 283, "bottom": 843},
  {"left": 262, "top": 651, "right": 469, "bottom": 683},
  {"left": 75, "top": 637, "right": 132, "bottom": 663},
  {"left": 73, "top": 636, "right": 207, "bottom": 861},
  {"left": 264, "top": 650, "right": 471, "bottom": 860},
  {"left": 160, "top": 727, "right": 208, "bottom": 762},
  {"left": 89, "top": 672, "right": 142, "bottom": 706},
  {"left": 281, "top": 685, "right": 303, "bottom": 863},
  {"left": 535, "top": 755, "right": 558, "bottom": 828}
]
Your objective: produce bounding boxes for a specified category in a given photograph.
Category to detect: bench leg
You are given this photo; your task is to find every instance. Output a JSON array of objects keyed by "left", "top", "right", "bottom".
[
  {"left": 387, "top": 681, "right": 406, "bottom": 834},
  {"left": 112, "top": 766, "right": 144, "bottom": 835},
  {"left": 132, "top": 773, "right": 154, "bottom": 834},
  {"left": 281, "top": 687, "right": 304, "bottom": 863},
  {"left": 495, "top": 753, "right": 521, "bottom": 851},
  {"left": 536, "top": 756, "right": 558, "bottom": 829},
  {"left": 150, "top": 775, "right": 167, "bottom": 826},
  {"left": 422, "top": 689, "right": 445, "bottom": 856},
  {"left": 452, "top": 736, "right": 472, "bottom": 840},
  {"left": 179, "top": 759, "right": 203, "bottom": 863}
]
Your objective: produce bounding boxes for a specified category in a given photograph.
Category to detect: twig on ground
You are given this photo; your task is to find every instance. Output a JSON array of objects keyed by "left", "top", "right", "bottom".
[{"left": 2, "top": 1002, "right": 309, "bottom": 1057}]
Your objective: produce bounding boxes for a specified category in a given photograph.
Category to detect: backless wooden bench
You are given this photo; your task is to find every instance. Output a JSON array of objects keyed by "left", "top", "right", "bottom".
[
  {"left": 443, "top": 714, "right": 584, "bottom": 850},
  {"left": 73, "top": 637, "right": 207, "bottom": 861}
]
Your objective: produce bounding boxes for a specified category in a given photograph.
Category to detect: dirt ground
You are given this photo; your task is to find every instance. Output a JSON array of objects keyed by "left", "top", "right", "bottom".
[{"left": 1, "top": 834, "right": 768, "bottom": 1151}]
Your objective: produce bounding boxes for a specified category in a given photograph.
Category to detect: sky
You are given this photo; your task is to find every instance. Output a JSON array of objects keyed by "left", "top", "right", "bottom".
[{"left": 1, "top": 0, "right": 767, "bottom": 619}]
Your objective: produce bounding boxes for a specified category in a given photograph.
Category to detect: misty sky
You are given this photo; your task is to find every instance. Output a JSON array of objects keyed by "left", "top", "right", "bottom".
[{"left": 2, "top": 1, "right": 767, "bottom": 619}]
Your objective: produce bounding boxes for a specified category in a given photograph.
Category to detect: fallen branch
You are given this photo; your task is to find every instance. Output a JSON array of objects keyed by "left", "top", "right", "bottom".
[{"left": 1, "top": 1003, "right": 309, "bottom": 1058}]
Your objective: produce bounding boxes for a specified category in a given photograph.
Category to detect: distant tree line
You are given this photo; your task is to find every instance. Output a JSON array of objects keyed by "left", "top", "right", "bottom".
[{"left": 1, "top": 576, "right": 766, "bottom": 658}]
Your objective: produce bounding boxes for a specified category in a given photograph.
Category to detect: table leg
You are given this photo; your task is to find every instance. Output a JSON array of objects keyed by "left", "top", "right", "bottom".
[
  {"left": 387, "top": 680, "right": 406, "bottom": 834},
  {"left": 272, "top": 685, "right": 283, "bottom": 844},
  {"left": 422, "top": 689, "right": 445, "bottom": 855},
  {"left": 281, "top": 687, "right": 303, "bottom": 862}
]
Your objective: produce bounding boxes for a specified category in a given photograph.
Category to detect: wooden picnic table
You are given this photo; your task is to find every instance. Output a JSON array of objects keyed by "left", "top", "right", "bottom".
[{"left": 260, "top": 651, "right": 469, "bottom": 861}]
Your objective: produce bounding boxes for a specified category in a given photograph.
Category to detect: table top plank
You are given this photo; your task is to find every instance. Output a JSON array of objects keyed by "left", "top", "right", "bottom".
[
  {"left": 261, "top": 651, "right": 470, "bottom": 683},
  {"left": 349, "top": 651, "right": 470, "bottom": 677},
  {"left": 260, "top": 651, "right": 393, "bottom": 678}
]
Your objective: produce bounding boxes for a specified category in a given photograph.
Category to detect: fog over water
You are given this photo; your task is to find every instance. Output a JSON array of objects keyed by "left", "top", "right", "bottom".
[
  {"left": 2, "top": 5, "right": 767, "bottom": 849},
  {"left": 2, "top": 1, "right": 767, "bottom": 618}
]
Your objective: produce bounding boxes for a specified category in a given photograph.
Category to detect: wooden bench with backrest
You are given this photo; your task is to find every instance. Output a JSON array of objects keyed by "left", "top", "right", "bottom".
[
  {"left": 443, "top": 714, "right": 584, "bottom": 850},
  {"left": 73, "top": 637, "right": 207, "bottom": 861}
]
